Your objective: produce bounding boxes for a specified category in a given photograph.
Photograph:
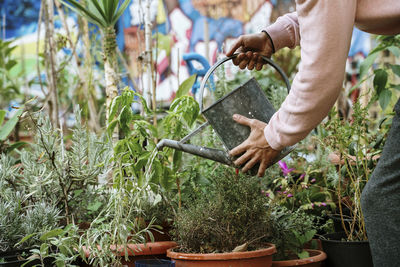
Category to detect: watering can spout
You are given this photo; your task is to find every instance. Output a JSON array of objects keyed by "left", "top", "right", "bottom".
[{"left": 157, "top": 139, "right": 233, "bottom": 166}]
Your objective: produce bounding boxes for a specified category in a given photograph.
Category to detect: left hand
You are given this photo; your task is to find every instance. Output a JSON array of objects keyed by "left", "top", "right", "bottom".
[{"left": 229, "top": 114, "right": 280, "bottom": 177}]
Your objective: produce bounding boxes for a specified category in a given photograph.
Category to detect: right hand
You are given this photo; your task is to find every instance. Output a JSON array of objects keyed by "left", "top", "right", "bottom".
[{"left": 226, "top": 32, "right": 274, "bottom": 71}]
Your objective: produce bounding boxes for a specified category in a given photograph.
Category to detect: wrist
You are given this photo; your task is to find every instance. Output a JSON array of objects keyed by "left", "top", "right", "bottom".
[{"left": 261, "top": 30, "right": 276, "bottom": 54}]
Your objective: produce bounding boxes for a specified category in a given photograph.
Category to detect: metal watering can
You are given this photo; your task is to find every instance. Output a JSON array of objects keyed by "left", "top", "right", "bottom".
[{"left": 157, "top": 54, "right": 294, "bottom": 173}]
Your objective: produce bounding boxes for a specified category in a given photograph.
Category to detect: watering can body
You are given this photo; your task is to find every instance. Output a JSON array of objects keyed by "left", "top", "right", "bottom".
[{"left": 156, "top": 55, "right": 295, "bottom": 173}]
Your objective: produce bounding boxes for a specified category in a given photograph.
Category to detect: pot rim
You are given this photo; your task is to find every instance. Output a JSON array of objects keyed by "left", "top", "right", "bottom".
[
  {"left": 83, "top": 241, "right": 177, "bottom": 257},
  {"left": 167, "top": 243, "right": 276, "bottom": 261},
  {"left": 319, "top": 232, "right": 369, "bottom": 245},
  {"left": 271, "top": 249, "right": 327, "bottom": 266}
]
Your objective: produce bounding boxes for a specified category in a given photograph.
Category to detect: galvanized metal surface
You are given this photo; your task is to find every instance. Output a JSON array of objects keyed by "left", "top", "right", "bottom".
[{"left": 157, "top": 55, "right": 294, "bottom": 175}]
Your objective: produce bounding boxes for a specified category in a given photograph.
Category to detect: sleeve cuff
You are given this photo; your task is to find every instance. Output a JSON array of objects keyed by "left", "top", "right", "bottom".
[
  {"left": 265, "top": 17, "right": 298, "bottom": 51},
  {"left": 264, "top": 125, "right": 285, "bottom": 151}
]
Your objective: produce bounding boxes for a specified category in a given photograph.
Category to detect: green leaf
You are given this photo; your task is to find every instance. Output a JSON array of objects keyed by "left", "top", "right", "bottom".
[
  {"left": 15, "top": 233, "right": 35, "bottom": 247},
  {"left": 59, "top": 0, "right": 106, "bottom": 28},
  {"left": 107, "top": 120, "right": 118, "bottom": 137},
  {"left": 391, "top": 84, "right": 400, "bottom": 91},
  {"left": 297, "top": 250, "right": 310, "bottom": 259},
  {"left": 87, "top": 201, "right": 102, "bottom": 212},
  {"left": 40, "top": 228, "right": 64, "bottom": 241},
  {"left": 6, "top": 141, "right": 27, "bottom": 153},
  {"left": 360, "top": 52, "right": 378, "bottom": 78},
  {"left": 40, "top": 243, "right": 49, "bottom": 254},
  {"left": 388, "top": 46, "right": 400, "bottom": 57},
  {"left": 88, "top": 0, "right": 108, "bottom": 23},
  {"left": 0, "top": 107, "right": 23, "bottom": 141},
  {"left": 175, "top": 75, "right": 196, "bottom": 99},
  {"left": 173, "top": 150, "right": 182, "bottom": 172},
  {"left": 111, "top": 0, "right": 131, "bottom": 26},
  {"left": 391, "top": 64, "right": 400, "bottom": 77},
  {"left": 373, "top": 69, "right": 388, "bottom": 95},
  {"left": 379, "top": 89, "right": 392, "bottom": 110},
  {"left": 0, "top": 110, "right": 5, "bottom": 125}
]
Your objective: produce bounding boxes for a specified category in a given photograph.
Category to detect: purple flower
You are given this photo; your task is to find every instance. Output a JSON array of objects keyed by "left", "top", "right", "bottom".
[
  {"left": 299, "top": 173, "right": 305, "bottom": 180},
  {"left": 287, "top": 193, "right": 293, "bottom": 198},
  {"left": 278, "top": 161, "right": 295, "bottom": 176},
  {"left": 321, "top": 202, "right": 327, "bottom": 207}
]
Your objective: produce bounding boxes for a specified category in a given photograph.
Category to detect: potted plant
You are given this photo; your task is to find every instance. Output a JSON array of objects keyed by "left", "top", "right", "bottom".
[
  {"left": 269, "top": 207, "right": 326, "bottom": 267},
  {"left": 167, "top": 166, "right": 276, "bottom": 267},
  {"left": 318, "top": 101, "right": 382, "bottom": 267},
  {"left": 0, "top": 192, "right": 61, "bottom": 266}
]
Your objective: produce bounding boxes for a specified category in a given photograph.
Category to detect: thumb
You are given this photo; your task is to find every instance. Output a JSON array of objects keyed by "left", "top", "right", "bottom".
[
  {"left": 226, "top": 37, "right": 243, "bottom": 56},
  {"left": 233, "top": 114, "right": 252, "bottom": 127}
]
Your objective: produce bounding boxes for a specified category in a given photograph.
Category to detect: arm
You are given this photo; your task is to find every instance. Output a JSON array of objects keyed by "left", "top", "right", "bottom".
[
  {"left": 266, "top": 12, "right": 300, "bottom": 51},
  {"left": 265, "top": 0, "right": 357, "bottom": 150}
]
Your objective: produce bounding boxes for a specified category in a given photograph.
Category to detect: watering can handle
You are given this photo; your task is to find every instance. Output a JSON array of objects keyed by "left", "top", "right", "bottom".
[{"left": 198, "top": 54, "right": 291, "bottom": 112}]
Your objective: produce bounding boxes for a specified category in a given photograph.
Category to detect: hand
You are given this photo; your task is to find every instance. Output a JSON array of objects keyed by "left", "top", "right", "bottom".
[
  {"left": 229, "top": 114, "right": 280, "bottom": 177},
  {"left": 226, "top": 32, "right": 274, "bottom": 71}
]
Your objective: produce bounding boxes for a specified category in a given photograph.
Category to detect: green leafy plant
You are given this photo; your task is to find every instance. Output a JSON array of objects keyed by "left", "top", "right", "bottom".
[
  {"left": 21, "top": 224, "right": 81, "bottom": 267},
  {"left": 356, "top": 34, "right": 400, "bottom": 110},
  {"left": 5, "top": 108, "right": 113, "bottom": 224},
  {"left": 107, "top": 85, "right": 202, "bottom": 222},
  {"left": 270, "top": 206, "right": 318, "bottom": 260},
  {"left": 0, "top": 193, "right": 61, "bottom": 253},
  {"left": 320, "top": 100, "right": 385, "bottom": 241},
  {"left": 0, "top": 107, "right": 26, "bottom": 154},
  {"left": 172, "top": 166, "right": 274, "bottom": 253}
]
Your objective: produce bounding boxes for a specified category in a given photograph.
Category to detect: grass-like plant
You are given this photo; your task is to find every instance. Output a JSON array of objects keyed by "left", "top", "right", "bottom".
[{"left": 59, "top": 0, "right": 130, "bottom": 123}]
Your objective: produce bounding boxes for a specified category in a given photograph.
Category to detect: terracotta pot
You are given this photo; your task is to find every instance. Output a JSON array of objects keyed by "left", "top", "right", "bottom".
[
  {"left": 167, "top": 243, "right": 276, "bottom": 267},
  {"left": 271, "top": 249, "right": 326, "bottom": 267},
  {"left": 82, "top": 241, "right": 177, "bottom": 267}
]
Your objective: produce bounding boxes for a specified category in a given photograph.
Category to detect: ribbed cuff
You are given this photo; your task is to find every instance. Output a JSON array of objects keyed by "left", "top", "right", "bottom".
[
  {"left": 264, "top": 125, "right": 285, "bottom": 151},
  {"left": 264, "top": 20, "right": 295, "bottom": 52}
]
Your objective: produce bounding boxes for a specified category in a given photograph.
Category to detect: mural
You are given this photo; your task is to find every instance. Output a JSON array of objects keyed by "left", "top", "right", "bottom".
[{"left": 1, "top": 0, "right": 371, "bottom": 105}]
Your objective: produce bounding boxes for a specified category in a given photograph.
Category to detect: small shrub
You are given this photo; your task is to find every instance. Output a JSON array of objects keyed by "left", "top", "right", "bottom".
[{"left": 172, "top": 166, "right": 273, "bottom": 253}]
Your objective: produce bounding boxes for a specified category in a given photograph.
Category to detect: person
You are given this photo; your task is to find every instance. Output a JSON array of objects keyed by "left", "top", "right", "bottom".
[{"left": 226, "top": 0, "right": 400, "bottom": 266}]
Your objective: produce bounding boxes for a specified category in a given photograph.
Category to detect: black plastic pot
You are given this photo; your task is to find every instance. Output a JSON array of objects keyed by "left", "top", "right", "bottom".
[
  {"left": 0, "top": 249, "right": 33, "bottom": 267},
  {"left": 135, "top": 259, "right": 175, "bottom": 267},
  {"left": 329, "top": 214, "right": 356, "bottom": 233},
  {"left": 320, "top": 232, "right": 373, "bottom": 267},
  {"left": 0, "top": 249, "right": 54, "bottom": 267}
]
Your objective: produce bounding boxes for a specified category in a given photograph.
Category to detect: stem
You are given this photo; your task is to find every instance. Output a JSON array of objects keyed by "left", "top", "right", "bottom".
[
  {"left": 103, "top": 27, "right": 119, "bottom": 143},
  {"left": 44, "top": 0, "right": 60, "bottom": 128}
]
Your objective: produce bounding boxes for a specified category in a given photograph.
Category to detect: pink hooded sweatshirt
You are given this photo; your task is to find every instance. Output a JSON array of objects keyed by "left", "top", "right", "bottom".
[{"left": 264, "top": 0, "right": 400, "bottom": 151}]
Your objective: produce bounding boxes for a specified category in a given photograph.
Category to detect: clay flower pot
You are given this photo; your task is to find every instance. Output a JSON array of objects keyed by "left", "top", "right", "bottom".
[
  {"left": 271, "top": 249, "right": 326, "bottom": 267},
  {"left": 167, "top": 243, "right": 276, "bottom": 267},
  {"left": 82, "top": 241, "right": 177, "bottom": 267}
]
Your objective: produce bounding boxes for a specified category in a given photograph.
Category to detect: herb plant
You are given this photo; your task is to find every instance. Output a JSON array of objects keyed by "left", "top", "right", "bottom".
[{"left": 172, "top": 166, "right": 273, "bottom": 254}]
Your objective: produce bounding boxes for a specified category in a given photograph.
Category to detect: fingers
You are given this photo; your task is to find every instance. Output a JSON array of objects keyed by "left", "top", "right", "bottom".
[
  {"left": 229, "top": 142, "right": 248, "bottom": 157},
  {"left": 232, "top": 114, "right": 253, "bottom": 127},
  {"left": 227, "top": 37, "right": 244, "bottom": 57},
  {"left": 233, "top": 150, "right": 252, "bottom": 166},
  {"left": 242, "top": 155, "right": 260, "bottom": 173},
  {"left": 255, "top": 56, "right": 264, "bottom": 71},
  {"left": 232, "top": 52, "right": 246, "bottom": 65},
  {"left": 257, "top": 159, "right": 269, "bottom": 177},
  {"left": 248, "top": 53, "right": 258, "bottom": 70}
]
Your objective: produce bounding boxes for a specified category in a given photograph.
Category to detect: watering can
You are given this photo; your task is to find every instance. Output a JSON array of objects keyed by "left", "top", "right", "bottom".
[{"left": 156, "top": 54, "right": 295, "bottom": 173}]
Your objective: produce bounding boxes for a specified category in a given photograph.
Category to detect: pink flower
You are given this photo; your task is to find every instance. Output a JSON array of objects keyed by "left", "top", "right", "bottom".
[
  {"left": 321, "top": 202, "right": 327, "bottom": 206},
  {"left": 311, "top": 178, "right": 316, "bottom": 183},
  {"left": 299, "top": 173, "right": 305, "bottom": 180},
  {"left": 287, "top": 193, "right": 293, "bottom": 198},
  {"left": 278, "top": 161, "right": 295, "bottom": 176}
]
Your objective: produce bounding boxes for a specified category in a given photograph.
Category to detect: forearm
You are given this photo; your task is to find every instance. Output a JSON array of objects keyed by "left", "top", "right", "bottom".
[{"left": 264, "top": 0, "right": 357, "bottom": 150}]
